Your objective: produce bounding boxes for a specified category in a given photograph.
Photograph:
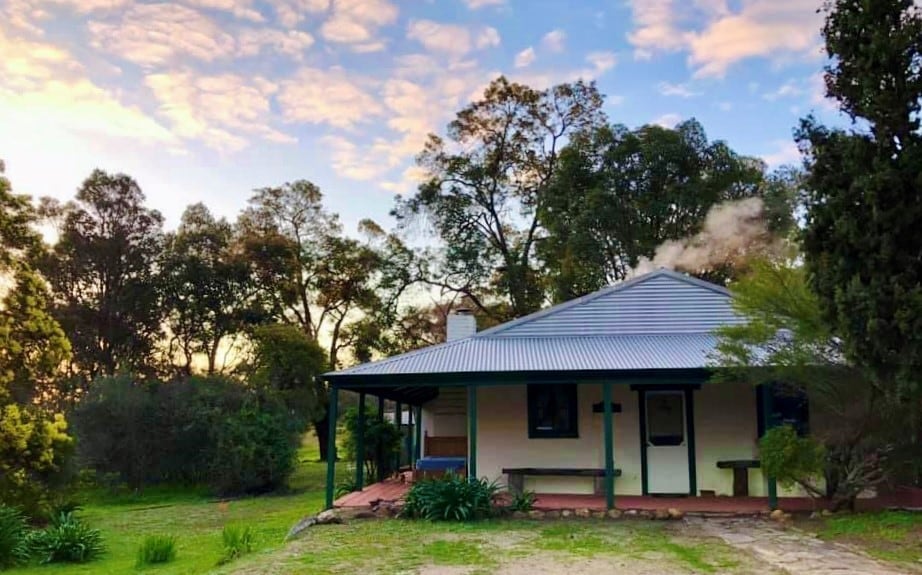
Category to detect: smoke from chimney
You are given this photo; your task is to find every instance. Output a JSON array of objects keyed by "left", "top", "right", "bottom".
[{"left": 631, "top": 197, "right": 781, "bottom": 278}]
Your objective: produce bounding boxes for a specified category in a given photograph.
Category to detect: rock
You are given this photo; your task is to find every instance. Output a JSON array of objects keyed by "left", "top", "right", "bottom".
[
  {"left": 667, "top": 508, "right": 684, "bottom": 520},
  {"left": 316, "top": 509, "right": 342, "bottom": 525},
  {"left": 653, "top": 509, "right": 671, "bottom": 520},
  {"left": 352, "top": 510, "right": 377, "bottom": 520},
  {"left": 560, "top": 509, "right": 573, "bottom": 518},
  {"left": 625, "top": 509, "right": 638, "bottom": 516},
  {"left": 809, "top": 511, "right": 821, "bottom": 519},
  {"left": 544, "top": 510, "right": 561, "bottom": 519},
  {"left": 528, "top": 510, "right": 544, "bottom": 520},
  {"left": 511, "top": 511, "right": 528, "bottom": 520},
  {"left": 575, "top": 508, "right": 592, "bottom": 519},
  {"left": 821, "top": 509, "right": 833, "bottom": 517},
  {"left": 286, "top": 516, "right": 318, "bottom": 540},
  {"left": 591, "top": 510, "right": 607, "bottom": 519},
  {"left": 606, "top": 509, "right": 623, "bottom": 519},
  {"left": 769, "top": 509, "right": 786, "bottom": 522}
]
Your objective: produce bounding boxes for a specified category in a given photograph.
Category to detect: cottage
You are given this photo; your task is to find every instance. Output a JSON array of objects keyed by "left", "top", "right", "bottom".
[{"left": 323, "top": 269, "right": 813, "bottom": 511}]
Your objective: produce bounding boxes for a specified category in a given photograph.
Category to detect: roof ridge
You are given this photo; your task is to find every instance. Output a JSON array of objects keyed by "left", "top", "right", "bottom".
[{"left": 476, "top": 269, "right": 729, "bottom": 338}]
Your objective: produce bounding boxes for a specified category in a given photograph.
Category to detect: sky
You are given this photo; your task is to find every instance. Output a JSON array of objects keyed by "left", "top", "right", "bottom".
[{"left": 0, "top": 0, "right": 843, "bottom": 235}]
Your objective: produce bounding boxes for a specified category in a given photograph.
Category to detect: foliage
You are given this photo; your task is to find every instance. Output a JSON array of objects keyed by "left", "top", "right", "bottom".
[
  {"left": 759, "top": 426, "right": 826, "bottom": 495},
  {"left": 341, "top": 405, "right": 402, "bottom": 481},
  {"left": 38, "top": 169, "right": 165, "bottom": 380},
  {"left": 30, "top": 511, "right": 104, "bottom": 564},
  {"left": 334, "top": 478, "right": 357, "bottom": 498},
  {"left": 208, "top": 402, "right": 298, "bottom": 496},
  {"left": 72, "top": 375, "right": 299, "bottom": 494},
  {"left": 245, "top": 323, "right": 328, "bottom": 430},
  {"left": 0, "top": 504, "right": 30, "bottom": 568},
  {"left": 540, "top": 119, "right": 777, "bottom": 299},
  {"left": 238, "top": 181, "right": 415, "bottom": 460},
  {"left": 395, "top": 76, "right": 606, "bottom": 320},
  {"left": 715, "top": 258, "right": 893, "bottom": 509},
  {"left": 797, "top": 0, "right": 922, "bottom": 483},
  {"left": 161, "top": 203, "right": 259, "bottom": 375},
  {"left": 402, "top": 474, "right": 500, "bottom": 521},
  {"left": 0, "top": 268, "right": 72, "bottom": 408},
  {"left": 506, "top": 490, "right": 536, "bottom": 512},
  {"left": 136, "top": 535, "right": 177, "bottom": 566},
  {"left": 219, "top": 525, "right": 254, "bottom": 564},
  {"left": 0, "top": 404, "right": 73, "bottom": 518},
  {"left": 0, "top": 160, "right": 41, "bottom": 271}
]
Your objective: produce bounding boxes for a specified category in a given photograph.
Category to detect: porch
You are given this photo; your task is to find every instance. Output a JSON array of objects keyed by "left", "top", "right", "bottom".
[{"left": 334, "top": 479, "right": 905, "bottom": 514}]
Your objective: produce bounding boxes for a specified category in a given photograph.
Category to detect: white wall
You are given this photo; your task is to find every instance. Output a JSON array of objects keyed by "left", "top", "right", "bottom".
[{"left": 420, "top": 381, "right": 809, "bottom": 498}]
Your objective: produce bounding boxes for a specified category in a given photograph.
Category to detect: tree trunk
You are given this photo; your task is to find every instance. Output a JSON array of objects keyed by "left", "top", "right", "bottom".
[{"left": 315, "top": 410, "right": 330, "bottom": 462}]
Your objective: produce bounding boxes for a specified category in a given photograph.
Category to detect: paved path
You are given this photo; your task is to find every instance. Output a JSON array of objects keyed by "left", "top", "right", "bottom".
[{"left": 693, "top": 517, "right": 912, "bottom": 575}]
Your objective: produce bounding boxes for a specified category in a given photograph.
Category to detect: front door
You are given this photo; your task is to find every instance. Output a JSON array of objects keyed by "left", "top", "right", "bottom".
[{"left": 644, "top": 391, "right": 691, "bottom": 494}]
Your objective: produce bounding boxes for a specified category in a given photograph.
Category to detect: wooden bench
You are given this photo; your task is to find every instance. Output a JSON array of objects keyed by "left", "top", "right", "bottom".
[
  {"left": 716, "top": 460, "right": 760, "bottom": 496},
  {"left": 502, "top": 467, "right": 622, "bottom": 495}
]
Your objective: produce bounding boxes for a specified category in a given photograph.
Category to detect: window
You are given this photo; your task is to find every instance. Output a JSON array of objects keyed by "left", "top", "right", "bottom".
[
  {"left": 646, "top": 391, "right": 685, "bottom": 446},
  {"left": 527, "top": 384, "right": 578, "bottom": 438},
  {"left": 757, "top": 383, "right": 809, "bottom": 437}
]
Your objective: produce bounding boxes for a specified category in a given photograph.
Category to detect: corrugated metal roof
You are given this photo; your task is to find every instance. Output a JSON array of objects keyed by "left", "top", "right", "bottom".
[
  {"left": 326, "top": 269, "right": 740, "bottom": 378},
  {"left": 329, "top": 334, "right": 722, "bottom": 376}
]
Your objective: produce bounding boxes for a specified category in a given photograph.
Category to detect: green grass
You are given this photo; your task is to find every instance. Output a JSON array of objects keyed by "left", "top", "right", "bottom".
[
  {"left": 811, "top": 511, "right": 922, "bottom": 564},
  {"left": 7, "top": 434, "right": 338, "bottom": 575}
]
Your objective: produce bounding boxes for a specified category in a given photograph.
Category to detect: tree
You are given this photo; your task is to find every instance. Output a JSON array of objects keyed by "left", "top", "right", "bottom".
[
  {"left": 161, "top": 204, "right": 258, "bottom": 375},
  {"left": 39, "top": 170, "right": 165, "bottom": 380},
  {"left": 238, "top": 182, "right": 415, "bottom": 458},
  {"left": 0, "top": 160, "right": 41, "bottom": 270},
  {"left": 797, "top": 0, "right": 922, "bottom": 483},
  {"left": 539, "top": 120, "right": 772, "bottom": 301},
  {"left": 395, "top": 76, "right": 607, "bottom": 320},
  {"left": 245, "top": 323, "right": 328, "bottom": 430},
  {"left": 714, "top": 258, "right": 894, "bottom": 510}
]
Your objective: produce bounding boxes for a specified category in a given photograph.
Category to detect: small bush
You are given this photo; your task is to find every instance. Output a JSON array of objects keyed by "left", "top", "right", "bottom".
[
  {"left": 402, "top": 474, "right": 500, "bottom": 521},
  {"left": 219, "top": 525, "right": 254, "bottom": 564},
  {"left": 30, "top": 511, "right": 104, "bottom": 564},
  {"left": 507, "top": 490, "right": 537, "bottom": 512},
  {"left": 335, "top": 478, "right": 357, "bottom": 498},
  {"left": 136, "top": 535, "right": 177, "bottom": 566},
  {"left": 0, "top": 505, "right": 31, "bottom": 568},
  {"left": 760, "top": 425, "right": 825, "bottom": 491}
]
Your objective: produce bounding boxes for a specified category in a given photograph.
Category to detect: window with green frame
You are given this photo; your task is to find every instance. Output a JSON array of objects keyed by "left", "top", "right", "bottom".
[{"left": 527, "top": 384, "right": 578, "bottom": 438}]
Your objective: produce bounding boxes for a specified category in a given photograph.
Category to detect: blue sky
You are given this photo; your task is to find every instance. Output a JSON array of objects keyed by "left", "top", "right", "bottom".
[{"left": 0, "top": 0, "right": 841, "bottom": 234}]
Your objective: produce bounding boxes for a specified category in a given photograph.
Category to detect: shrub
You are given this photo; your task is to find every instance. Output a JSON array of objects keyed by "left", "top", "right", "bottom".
[
  {"left": 136, "top": 535, "right": 177, "bottom": 566},
  {"left": 402, "top": 474, "right": 500, "bottom": 521},
  {"left": 341, "top": 406, "right": 402, "bottom": 481},
  {"left": 507, "top": 490, "right": 536, "bottom": 512},
  {"left": 219, "top": 525, "right": 254, "bottom": 564},
  {"left": 30, "top": 512, "right": 104, "bottom": 564},
  {"left": 0, "top": 504, "right": 31, "bottom": 568},
  {"left": 0, "top": 404, "right": 74, "bottom": 518},
  {"left": 72, "top": 375, "right": 300, "bottom": 495}
]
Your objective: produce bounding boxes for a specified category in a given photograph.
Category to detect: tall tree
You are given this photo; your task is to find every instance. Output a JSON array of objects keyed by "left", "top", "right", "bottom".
[
  {"left": 0, "top": 160, "right": 41, "bottom": 270},
  {"left": 395, "top": 76, "right": 607, "bottom": 320},
  {"left": 797, "top": 0, "right": 922, "bottom": 464},
  {"left": 239, "top": 181, "right": 415, "bottom": 458},
  {"left": 40, "top": 170, "right": 165, "bottom": 380},
  {"left": 162, "top": 204, "right": 257, "bottom": 375},
  {"left": 539, "top": 120, "right": 771, "bottom": 301}
]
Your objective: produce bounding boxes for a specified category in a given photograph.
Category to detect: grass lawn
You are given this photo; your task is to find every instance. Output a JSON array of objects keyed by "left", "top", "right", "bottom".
[{"left": 801, "top": 510, "right": 922, "bottom": 566}]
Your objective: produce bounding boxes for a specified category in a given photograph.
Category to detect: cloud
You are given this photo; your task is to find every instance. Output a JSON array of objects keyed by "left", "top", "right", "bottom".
[
  {"left": 464, "top": 0, "right": 504, "bottom": 8},
  {"left": 761, "top": 140, "right": 801, "bottom": 167},
  {"left": 185, "top": 0, "right": 264, "bottom": 21},
  {"left": 321, "top": 0, "right": 398, "bottom": 46},
  {"left": 278, "top": 66, "right": 383, "bottom": 128},
  {"left": 658, "top": 81, "right": 700, "bottom": 98},
  {"left": 0, "top": 28, "right": 175, "bottom": 146},
  {"left": 515, "top": 46, "right": 535, "bottom": 68},
  {"left": 407, "top": 20, "right": 498, "bottom": 57},
  {"left": 627, "top": 0, "right": 823, "bottom": 77},
  {"left": 269, "top": 0, "right": 329, "bottom": 27},
  {"left": 762, "top": 79, "right": 803, "bottom": 101},
  {"left": 653, "top": 113, "right": 682, "bottom": 128},
  {"left": 322, "top": 135, "right": 391, "bottom": 180},
  {"left": 586, "top": 51, "right": 616, "bottom": 73},
  {"left": 89, "top": 3, "right": 236, "bottom": 66},
  {"left": 146, "top": 71, "right": 294, "bottom": 153},
  {"left": 237, "top": 28, "right": 314, "bottom": 59},
  {"left": 541, "top": 29, "right": 566, "bottom": 52}
]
